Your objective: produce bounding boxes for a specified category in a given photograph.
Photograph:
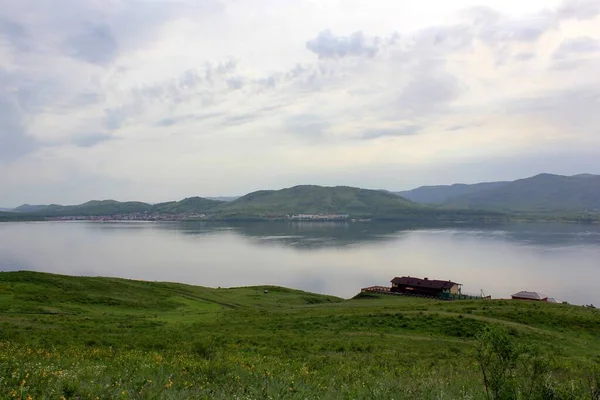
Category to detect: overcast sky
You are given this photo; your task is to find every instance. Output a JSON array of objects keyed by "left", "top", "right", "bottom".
[{"left": 1, "top": 0, "right": 600, "bottom": 206}]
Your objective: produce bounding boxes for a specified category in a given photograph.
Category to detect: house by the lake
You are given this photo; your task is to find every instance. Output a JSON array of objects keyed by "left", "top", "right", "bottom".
[
  {"left": 511, "top": 291, "right": 550, "bottom": 302},
  {"left": 390, "top": 276, "right": 462, "bottom": 298}
]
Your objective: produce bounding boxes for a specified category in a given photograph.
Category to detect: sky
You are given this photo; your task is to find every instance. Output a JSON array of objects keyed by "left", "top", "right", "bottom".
[{"left": 1, "top": 0, "right": 600, "bottom": 206}]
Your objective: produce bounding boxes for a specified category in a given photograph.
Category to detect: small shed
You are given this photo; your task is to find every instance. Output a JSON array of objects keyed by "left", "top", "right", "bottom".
[{"left": 511, "top": 291, "right": 548, "bottom": 301}]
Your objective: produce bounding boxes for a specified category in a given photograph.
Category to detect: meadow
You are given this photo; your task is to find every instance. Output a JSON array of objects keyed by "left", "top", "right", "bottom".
[{"left": 1, "top": 271, "right": 599, "bottom": 399}]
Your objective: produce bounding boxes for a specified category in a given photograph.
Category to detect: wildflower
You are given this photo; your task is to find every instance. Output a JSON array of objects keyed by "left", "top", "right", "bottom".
[{"left": 164, "top": 378, "right": 173, "bottom": 389}]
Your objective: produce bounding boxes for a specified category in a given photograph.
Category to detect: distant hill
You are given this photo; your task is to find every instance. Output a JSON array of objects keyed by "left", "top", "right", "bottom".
[
  {"left": 206, "top": 196, "right": 239, "bottom": 202},
  {"left": 448, "top": 173, "right": 600, "bottom": 212},
  {"left": 399, "top": 173, "right": 600, "bottom": 212},
  {"left": 396, "top": 182, "right": 509, "bottom": 204},
  {"left": 12, "top": 197, "right": 225, "bottom": 217},
  {"left": 6, "top": 186, "right": 509, "bottom": 221},
  {"left": 216, "top": 185, "right": 419, "bottom": 217},
  {"left": 152, "top": 197, "right": 224, "bottom": 214},
  {"left": 12, "top": 204, "right": 51, "bottom": 213},
  {"left": 18, "top": 200, "right": 153, "bottom": 216},
  {"left": 0, "top": 208, "right": 13, "bottom": 212}
]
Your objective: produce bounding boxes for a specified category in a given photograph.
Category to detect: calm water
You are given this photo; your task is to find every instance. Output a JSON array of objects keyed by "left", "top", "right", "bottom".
[{"left": 1, "top": 221, "right": 599, "bottom": 305}]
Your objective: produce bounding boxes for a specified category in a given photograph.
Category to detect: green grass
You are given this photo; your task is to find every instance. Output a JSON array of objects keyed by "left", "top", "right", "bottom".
[{"left": 1, "top": 271, "right": 600, "bottom": 399}]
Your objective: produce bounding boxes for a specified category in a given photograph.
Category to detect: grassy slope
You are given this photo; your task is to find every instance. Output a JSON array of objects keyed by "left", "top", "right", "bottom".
[
  {"left": 152, "top": 197, "right": 224, "bottom": 214},
  {"left": 1, "top": 271, "right": 599, "bottom": 399},
  {"left": 215, "top": 185, "right": 418, "bottom": 217}
]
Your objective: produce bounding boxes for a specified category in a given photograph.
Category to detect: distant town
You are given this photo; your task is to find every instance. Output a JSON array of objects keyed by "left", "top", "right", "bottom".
[
  {"left": 47, "top": 213, "right": 360, "bottom": 222},
  {"left": 47, "top": 212, "right": 207, "bottom": 222}
]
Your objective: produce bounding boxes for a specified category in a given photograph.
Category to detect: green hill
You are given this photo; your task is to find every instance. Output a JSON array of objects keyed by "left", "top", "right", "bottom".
[
  {"left": 214, "top": 185, "right": 420, "bottom": 217},
  {"left": 1, "top": 271, "right": 599, "bottom": 399},
  {"left": 152, "top": 197, "right": 224, "bottom": 214}
]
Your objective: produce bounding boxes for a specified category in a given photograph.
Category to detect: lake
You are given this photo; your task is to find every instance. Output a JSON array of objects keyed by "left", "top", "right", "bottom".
[{"left": 1, "top": 221, "right": 599, "bottom": 305}]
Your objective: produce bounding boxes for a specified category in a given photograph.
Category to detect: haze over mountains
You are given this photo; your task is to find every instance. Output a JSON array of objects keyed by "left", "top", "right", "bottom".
[
  {"left": 397, "top": 173, "right": 600, "bottom": 212},
  {"left": 2, "top": 173, "right": 599, "bottom": 218}
]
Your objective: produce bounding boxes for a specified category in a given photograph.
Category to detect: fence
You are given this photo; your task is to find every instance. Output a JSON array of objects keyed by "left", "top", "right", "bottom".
[{"left": 361, "top": 286, "right": 487, "bottom": 301}]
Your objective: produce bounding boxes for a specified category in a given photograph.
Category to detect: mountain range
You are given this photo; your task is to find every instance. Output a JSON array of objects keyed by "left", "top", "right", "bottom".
[
  {"left": 2, "top": 173, "right": 599, "bottom": 220},
  {"left": 396, "top": 173, "right": 600, "bottom": 212},
  {"left": 7, "top": 187, "right": 420, "bottom": 218}
]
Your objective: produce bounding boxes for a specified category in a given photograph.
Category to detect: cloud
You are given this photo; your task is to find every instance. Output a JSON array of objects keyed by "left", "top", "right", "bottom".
[
  {"left": 553, "top": 36, "right": 600, "bottom": 59},
  {"left": 104, "top": 107, "right": 132, "bottom": 131},
  {"left": 514, "top": 52, "right": 535, "bottom": 61},
  {"left": 557, "top": 0, "right": 600, "bottom": 20},
  {"left": 0, "top": 18, "right": 31, "bottom": 51},
  {"left": 506, "top": 85, "right": 600, "bottom": 133},
  {"left": 464, "top": 7, "right": 556, "bottom": 44},
  {"left": 71, "top": 132, "right": 113, "bottom": 148},
  {"left": 66, "top": 24, "right": 118, "bottom": 65},
  {"left": 1, "top": 0, "right": 600, "bottom": 205},
  {"left": 359, "top": 126, "right": 422, "bottom": 140},
  {"left": 223, "top": 113, "right": 256, "bottom": 126},
  {"left": 285, "top": 114, "right": 330, "bottom": 139},
  {"left": 306, "top": 30, "right": 380, "bottom": 59},
  {"left": 394, "top": 73, "right": 463, "bottom": 117},
  {"left": 0, "top": 99, "right": 38, "bottom": 163}
]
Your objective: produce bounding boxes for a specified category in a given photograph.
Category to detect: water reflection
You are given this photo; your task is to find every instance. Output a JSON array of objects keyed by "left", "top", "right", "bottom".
[{"left": 0, "top": 221, "right": 599, "bottom": 305}]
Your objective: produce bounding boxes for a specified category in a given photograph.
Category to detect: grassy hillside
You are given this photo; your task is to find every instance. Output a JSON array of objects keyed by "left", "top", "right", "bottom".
[
  {"left": 396, "top": 181, "right": 509, "bottom": 204},
  {"left": 152, "top": 197, "right": 224, "bottom": 214},
  {"left": 215, "top": 185, "right": 422, "bottom": 217},
  {"left": 1, "top": 271, "right": 599, "bottom": 399},
  {"left": 447, "top": 173, "right": 600, "bottom": 212}
]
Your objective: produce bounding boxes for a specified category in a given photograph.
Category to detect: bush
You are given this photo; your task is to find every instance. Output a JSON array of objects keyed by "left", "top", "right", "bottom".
[
  {"left": 476, "top": 327, "right": 561, "bottom": 400},
  {"left": 192, "top": 341, "right": 215, "bottom": 359},
  {"left": 191, "top": 336, "right": 225, "bottom": 359}
]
